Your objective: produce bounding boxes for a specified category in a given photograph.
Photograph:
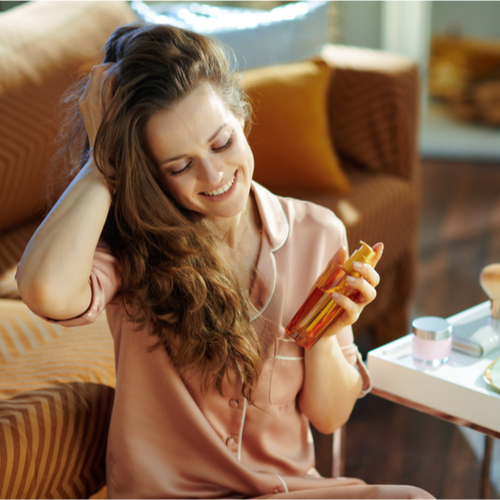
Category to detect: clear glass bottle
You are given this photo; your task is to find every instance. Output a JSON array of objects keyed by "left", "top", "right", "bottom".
[{"left": 286, "top": 241, "right": 377, "bottom": 349}]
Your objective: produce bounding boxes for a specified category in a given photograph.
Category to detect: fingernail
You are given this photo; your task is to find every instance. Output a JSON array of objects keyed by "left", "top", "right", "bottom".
[
  {"left": 346, "top": 275, "right": 356, "bottom": 283},
  {"left": 332, "top": 292, "right": 340, "bottom": 298},
  {"left": 353, "top": 262, "right": 363, "bottom": 269}
]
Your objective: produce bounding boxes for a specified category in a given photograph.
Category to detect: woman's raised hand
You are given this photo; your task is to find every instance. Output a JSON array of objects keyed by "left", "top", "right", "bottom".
[
  {"left": 17, "top": 65, "right": 117, "bottom": 321},
  {"left": 78, "top": 63, "right": 115, "bottom": 149},
  {"left": 322, "top": 242, "right": 384, "bottom": 336}
]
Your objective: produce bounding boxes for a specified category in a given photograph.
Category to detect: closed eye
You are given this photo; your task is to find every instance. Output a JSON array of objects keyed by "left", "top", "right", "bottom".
[
  {"left": 168, "top": 134, "right": 232, "bottom": 176},
  {"left": 213, "top": 137, "right": 232, "bottom": 153},
  {"left": 169, "top": 161, "right": 193, "bottom": 177}
]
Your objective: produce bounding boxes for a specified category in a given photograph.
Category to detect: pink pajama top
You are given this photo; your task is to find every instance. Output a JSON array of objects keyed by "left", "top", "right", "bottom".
[{"left": 50, "top": 182, "right": 371, "bottom": 498}]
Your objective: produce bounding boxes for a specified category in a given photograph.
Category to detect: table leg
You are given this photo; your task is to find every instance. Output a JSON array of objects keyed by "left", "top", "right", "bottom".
[
  {"left": 332, "top": 426, "right": 346, "bottom": 478},
  {"left": 481, "top": 435, "right": 494, "bottom": 499}
]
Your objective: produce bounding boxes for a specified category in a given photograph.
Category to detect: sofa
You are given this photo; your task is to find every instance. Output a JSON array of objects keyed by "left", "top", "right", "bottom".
[{"left": 0, "top": 1, "right": 420, "bottom": 498}]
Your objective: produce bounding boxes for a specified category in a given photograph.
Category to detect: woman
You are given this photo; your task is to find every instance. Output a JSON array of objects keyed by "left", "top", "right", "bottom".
[{"left": 16, "top": 23, "right": 431, "bottom": 499}]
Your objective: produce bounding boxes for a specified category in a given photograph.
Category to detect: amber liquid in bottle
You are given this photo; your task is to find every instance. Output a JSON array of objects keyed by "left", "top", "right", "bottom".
[{"left": 286, "top": 241, "right": 377, "bottom": 349}]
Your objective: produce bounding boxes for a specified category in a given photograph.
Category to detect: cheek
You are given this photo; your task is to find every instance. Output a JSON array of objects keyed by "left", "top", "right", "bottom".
[
  {"left": 161, "top": 175, "right": 195, "bottom": 206},
  {"left": 242, "top": 140, "right": 254, "bottom": 174},
  {"left": 234, "top": 134, "right": 254, "bottom": 167}
]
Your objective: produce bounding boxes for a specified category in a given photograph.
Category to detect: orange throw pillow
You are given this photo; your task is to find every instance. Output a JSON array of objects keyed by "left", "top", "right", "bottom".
[{"left": 240, "top": 59, "right": 351, "bottom": 193}]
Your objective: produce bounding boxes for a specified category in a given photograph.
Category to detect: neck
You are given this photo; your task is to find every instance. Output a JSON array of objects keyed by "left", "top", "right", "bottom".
[{"left": 222, "top": 191, "right": 259, "bottom": 250}]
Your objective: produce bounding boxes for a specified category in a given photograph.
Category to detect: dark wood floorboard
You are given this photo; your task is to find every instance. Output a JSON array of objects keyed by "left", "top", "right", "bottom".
[{"left": 314, "top": 159, "right": 500, "bottom": 499}]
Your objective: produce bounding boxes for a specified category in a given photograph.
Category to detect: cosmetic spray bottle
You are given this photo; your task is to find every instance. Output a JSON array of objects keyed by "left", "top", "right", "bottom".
[{"left": 286, "top": 241, "right": 377, "bottom": 349}]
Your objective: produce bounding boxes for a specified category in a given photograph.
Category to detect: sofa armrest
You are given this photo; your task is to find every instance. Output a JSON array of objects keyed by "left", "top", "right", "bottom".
[
  {"left": 0, "top": 0, "right": 136, "bottom": 233},
  {"left": 321, "top": 44, "right": 420, "bottom": 182}
]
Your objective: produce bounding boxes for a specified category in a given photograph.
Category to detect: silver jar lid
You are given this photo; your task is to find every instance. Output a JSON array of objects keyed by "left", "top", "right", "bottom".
[{"left": 412, "top": 316, "right": 452, "bottom": 340}]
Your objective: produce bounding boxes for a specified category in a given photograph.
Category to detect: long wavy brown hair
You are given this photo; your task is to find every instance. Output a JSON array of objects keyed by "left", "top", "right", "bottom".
[{"left": 51, "top": 23, "right": 263, "bottom": 400}]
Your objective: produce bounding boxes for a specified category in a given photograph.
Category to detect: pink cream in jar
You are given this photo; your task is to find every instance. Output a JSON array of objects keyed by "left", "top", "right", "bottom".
[{"left": 412, "top": 316, "right": 452, "bottom": 367}]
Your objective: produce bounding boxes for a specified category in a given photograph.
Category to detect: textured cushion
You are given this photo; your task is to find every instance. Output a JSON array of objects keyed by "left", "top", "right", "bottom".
[
  {"left": 0, "top": 299, "right": 115, "bottom": 499},
  {"left": 240, "top": 59, "right": 351, "bottom": 193},
  {"left": 1, "top": 383, "right": 114, "bottom": 499},
  {"left": 0, "top": 219, "right": 41, "bottom": 299},
  {"left": 0, "top": 1, "right": 136, "bottom": 233},
  {"left": 272, "top": 163, "right": 419, "bottom": 276},
  {"left": 328, "top": 166, "right": 418, "bottom": 272},
  {"left": 321, "top": 44, "right": 419, "bottom": 180}
]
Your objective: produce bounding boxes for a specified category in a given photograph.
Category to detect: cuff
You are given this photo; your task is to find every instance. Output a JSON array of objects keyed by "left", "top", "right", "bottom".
[
  {"left": 340, "top": 343, "right": 373, "bottom": 398},
  {"left": 355, "top": 350, "right": 373, "bottom": 397}
]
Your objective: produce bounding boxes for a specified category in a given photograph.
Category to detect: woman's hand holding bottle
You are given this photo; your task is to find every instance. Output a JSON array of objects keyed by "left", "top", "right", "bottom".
[
  {"left": 319, "top": 242, "right": 384, "bottom": 338},
  {"left": 287, "top": 242, "right": 384, "bottom": 349}
]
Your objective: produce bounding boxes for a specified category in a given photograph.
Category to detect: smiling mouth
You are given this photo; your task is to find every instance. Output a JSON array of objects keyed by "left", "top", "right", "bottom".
[{"left": 202, "top": 173, "right": 236, "bottom": 196}]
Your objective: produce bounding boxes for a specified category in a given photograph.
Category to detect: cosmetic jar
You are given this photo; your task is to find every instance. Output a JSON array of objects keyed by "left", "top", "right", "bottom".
[{"left": 412, "top": 316, "right": 452, "bottom": 367}]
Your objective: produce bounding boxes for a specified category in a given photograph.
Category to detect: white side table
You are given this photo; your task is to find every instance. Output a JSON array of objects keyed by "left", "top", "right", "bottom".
[{"left": 367, "top": 301, "right": 500, "bottom": 498}]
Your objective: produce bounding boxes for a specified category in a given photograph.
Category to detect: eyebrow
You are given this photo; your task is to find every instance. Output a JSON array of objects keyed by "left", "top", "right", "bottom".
[{"left": 160, "top": 124, "right": 228, "bottom": 166}]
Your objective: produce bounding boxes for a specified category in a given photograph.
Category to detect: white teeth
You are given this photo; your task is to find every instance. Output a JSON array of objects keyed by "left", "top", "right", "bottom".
[{"left": 204, "top": 174, "right": 235, "bottom": 196}]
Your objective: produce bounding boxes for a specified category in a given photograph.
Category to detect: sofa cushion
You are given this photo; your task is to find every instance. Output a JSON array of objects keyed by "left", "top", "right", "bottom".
[
  {"left": 0, "top": 1, "right": 136, "bottom": 233},
  {"left": 0, "top": 218, "right": 41, "bottom": 299},
  {"left": 272, "top": 163, "right": 420, "bottom": 275},
  {"left": 0, "top": 299, "right": 115, "bottom": 498},
  {"left": 321, "top": 44, "right": 419, "bottom": 180},
  {"left": 329, "top": 164, "right": 419, "bottom": 272},
  {"left": 240, "top": 59, "right": 351, "bottom": 193},
  {"left": 1, "top": 383, "right": 114, "bottom": 499}
]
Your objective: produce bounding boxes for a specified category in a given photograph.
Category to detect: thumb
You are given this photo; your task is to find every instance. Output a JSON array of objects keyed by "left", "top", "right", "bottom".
[{"left": 372, "top": 242, "right": 384, "bottom": 268}]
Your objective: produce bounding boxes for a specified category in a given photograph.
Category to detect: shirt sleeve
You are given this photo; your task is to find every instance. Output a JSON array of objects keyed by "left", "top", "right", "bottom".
[
  {"left": 35, "top": 239, "right": 121, "bottom": 327},
  {"left": 338, "top": 333, "right": 373, "bottom": 398}
]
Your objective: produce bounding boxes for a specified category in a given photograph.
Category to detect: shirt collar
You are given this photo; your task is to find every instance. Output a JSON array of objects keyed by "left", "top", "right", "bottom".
[{"left": 251, "top": 181, "right": 289, "bottom": 252}]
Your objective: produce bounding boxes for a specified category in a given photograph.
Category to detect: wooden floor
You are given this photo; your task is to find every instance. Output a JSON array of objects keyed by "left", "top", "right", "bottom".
[{"left": 314, "top": 159, "right": 500, "bottom": 499}]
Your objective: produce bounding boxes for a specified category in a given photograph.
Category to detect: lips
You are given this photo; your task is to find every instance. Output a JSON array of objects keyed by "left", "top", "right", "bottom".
[{"left": 202, "top": 173, "right": 236, "bottom": 197}]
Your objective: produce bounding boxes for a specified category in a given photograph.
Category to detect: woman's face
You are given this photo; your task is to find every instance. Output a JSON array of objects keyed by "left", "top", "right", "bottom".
[{"left": 144, "top": 84, "right": 254, "bottom": 222}]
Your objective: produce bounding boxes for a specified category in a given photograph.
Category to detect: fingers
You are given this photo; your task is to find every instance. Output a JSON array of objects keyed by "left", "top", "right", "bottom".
[
  {"left": 78, "top": 63, "right": 115, "bottom": 149},
  {"left": 330, "top": 280, "right": 374, "bottom": 329},
  {"left": 317, "top": 242, "right": 384, "bottom": 333},
  {"left": 330, "top": 291, "right": 360, "bottom": 327},
  {"left": 345, "top": 273, "right": 377, "bottom": 304},
  {"left": 330, "top": 241, "right": 384, "bottom": 325},
  {"left": 351, "top": 241, "right": 383, "bottom": 287},
  {"left": 371, "top": 242, "right": 384, "bottom": 267},
  {"left": 352, "top": 261, "right": 380, "bottom": 288},
  {"left": 79, "top": 63, "right": 114, "bottom": 111},
  {"left": 309, "top": 242, "right": 384, "bottom": 336},
  {"left": 344, "top": 244, "right": 381, "bottom": 305}
]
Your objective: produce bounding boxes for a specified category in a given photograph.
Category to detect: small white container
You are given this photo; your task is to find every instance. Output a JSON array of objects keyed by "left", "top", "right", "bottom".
[{"left": 412, "top": 316, "right": 452, "bottom": 367}]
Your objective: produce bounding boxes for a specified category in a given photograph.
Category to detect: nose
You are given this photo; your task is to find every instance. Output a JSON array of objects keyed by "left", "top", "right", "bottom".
[{"left": 199, "top": 157, "right": 224, "bottom": 186}]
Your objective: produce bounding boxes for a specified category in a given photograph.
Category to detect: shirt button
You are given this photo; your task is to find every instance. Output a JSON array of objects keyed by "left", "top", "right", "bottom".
[
  {"left": 225, "top": 436, "right": 235, "bottom": 446},
  {"left": 229, "top": 398, "right": 239, "bottom": 408},
  {"left": 273, "top": 490, "right": 279, "bottom": 494}
]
